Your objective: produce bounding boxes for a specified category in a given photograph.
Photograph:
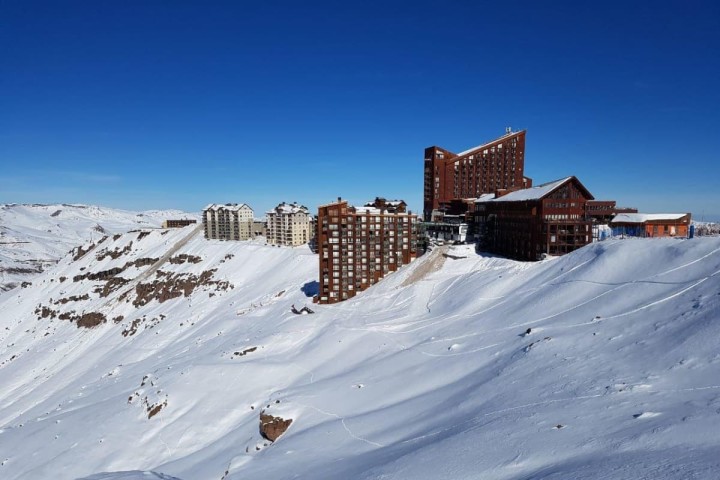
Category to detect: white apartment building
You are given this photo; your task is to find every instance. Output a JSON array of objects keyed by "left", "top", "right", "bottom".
[
  {"left": 203, "top": 203, "right": 254, "bottom": 240},
  {"left": 266, "top": 202, "right": 313, "bottom": 246}
]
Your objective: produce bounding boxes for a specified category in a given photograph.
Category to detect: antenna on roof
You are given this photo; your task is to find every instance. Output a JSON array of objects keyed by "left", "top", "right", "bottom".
[{"left": 505, "top": 126, "right": 512, "bottom": 134}]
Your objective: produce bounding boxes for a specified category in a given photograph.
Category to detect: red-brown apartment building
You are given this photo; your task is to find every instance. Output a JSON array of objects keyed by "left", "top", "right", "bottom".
[
  {"left": 316, "top": 198, "right": 418, "bottom": 304},
  {"left": 424, "top": 129, "right": 532, "bottom": 221}
]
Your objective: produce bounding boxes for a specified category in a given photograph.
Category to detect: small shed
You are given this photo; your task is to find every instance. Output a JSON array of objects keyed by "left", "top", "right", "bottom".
[{"left": 610, "top": 213, "right": 691, "bottom": 238}]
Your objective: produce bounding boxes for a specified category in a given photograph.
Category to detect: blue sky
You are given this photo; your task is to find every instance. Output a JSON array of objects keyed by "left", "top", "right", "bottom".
[{"left": 1, "top": 1, "right": 719, "bottom": 219}]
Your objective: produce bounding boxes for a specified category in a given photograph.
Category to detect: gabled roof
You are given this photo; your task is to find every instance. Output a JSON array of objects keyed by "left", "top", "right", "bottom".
[
  {"left": 611, "top": 213, "right": 689, "bottom": 224},
  {"left": 476, "top": 176, "right": 594, "bottom": 203}
]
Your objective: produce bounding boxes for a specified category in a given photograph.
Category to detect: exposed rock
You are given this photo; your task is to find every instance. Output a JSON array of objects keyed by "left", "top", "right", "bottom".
[
  {"left": 76, "top": 312, "right": 106, "bottom": 328},
  {"left": 136, "top": 231, "right": 151, "bottom": 241},
  {"left": 73, "top": 257, "right": 158, "bottom": 283},
  {"left": 233, "top": 347, "right": 257, "bottom": 357},
  {"left": 122, "top": 318, "right": 142, "bottom": 337},
  {"left": 169, "top": 254, "right": 202, "bottom": 264},
  {"left": 96, "top": 277, "right": 130, "bottom": 297},
  {"left": 35, "top": 306, "right": 58, "bottom": 319},
  {"left": 95, "top": 241, "right": 133, "bottom": 261},
  {"left": 53, "top": 293, "right": 90, "bottom": 305},
  {"left": 133, "top": 269, "right": 232, "bottom": 307},
  {"left": 72, "top": 243, "right": 96, "bottom": 261},
  {"left": 259, "top": 412, "right": 293, "bottom": 442}
]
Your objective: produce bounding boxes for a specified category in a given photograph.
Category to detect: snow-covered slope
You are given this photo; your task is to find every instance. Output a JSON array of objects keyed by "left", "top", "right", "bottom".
[
  {"left": 0, "top": 204, "right": 197, "bottom": 292},
  {"left": 1, "top": 232, "right": 719, "bottom": 479}
]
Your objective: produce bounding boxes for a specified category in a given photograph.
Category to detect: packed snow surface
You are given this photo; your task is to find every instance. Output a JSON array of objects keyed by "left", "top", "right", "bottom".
[{"left": 1, "top": 230, "right": 719, "bottom": 479}]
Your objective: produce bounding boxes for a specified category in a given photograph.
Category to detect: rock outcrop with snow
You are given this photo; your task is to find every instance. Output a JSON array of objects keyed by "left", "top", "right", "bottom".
[{"left": 0, "top": 204, "right": 197, "bottom": 291}]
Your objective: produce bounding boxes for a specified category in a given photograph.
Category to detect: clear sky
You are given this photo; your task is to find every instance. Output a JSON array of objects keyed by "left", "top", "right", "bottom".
[{"left": 1, "top": 1, "right": 719, "bottom": 219}]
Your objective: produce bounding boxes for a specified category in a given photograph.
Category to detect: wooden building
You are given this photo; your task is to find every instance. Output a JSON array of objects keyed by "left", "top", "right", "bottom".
[
  {"left": 316, "top": 198, "right": 417, "bottom": 304},
  {"left": 475, "top": 176, "right": 595, "bottom": 261},
  {"left": 610, "top": 213, "right": 691, "bottom": 238}
]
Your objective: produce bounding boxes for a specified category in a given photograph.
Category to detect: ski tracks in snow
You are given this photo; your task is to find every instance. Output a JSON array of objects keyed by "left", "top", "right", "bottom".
[{"left": 296, "top": 402, "right": 384, "bottom": 448}]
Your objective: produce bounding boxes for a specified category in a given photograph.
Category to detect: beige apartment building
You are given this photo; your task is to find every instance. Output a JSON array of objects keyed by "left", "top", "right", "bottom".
[
  {"left": 316, "top": 198, "right": 418, "bottom": 304},
  {"left": 202, "top": 203, "right": 254, "bottom": 240},
  {"left": 266, "top": 202, "right": 313, "bottom": 246}
]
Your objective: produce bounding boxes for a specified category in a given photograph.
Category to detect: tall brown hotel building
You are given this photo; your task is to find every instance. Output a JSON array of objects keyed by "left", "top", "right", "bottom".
[
  {"left": 423, "top": 129, "right": 531, "bottom": 221},
  {"left": 316, "top": 199, "right": 417, "bottom": 304}
]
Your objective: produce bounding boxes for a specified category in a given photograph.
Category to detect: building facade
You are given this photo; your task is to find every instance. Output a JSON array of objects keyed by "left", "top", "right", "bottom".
[
  {"left": 266, "top": 202, "right": 313, "bottom": 246},
  {"left": 610, "top": 213, "right": 691, "bottom": 238},
  {"left": 316, "top": 198, "right": 418, "bottom": 304},
  {"left": 424, "top": 129, "right": 531, "bottom": 221},
  {"left": 475, "top": 176, "right": 595, "bottom": 261},
  {"left": 586, "top": 200, "right": 638, "bottom": 223},
  {"left": 202, "top": 203, "right": 254, "bottom": 240},
  {"left": 162, "top": 219, "right": 197, "bottom": 229}
]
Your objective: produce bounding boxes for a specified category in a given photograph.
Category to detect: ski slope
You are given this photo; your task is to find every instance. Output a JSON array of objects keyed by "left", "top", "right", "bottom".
[{"left": 0, "top": 230, "right": 719, "bottom": 479}]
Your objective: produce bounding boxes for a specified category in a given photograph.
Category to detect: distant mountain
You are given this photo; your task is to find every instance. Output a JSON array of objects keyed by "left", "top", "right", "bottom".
[
  {"left": 1, "top": 225, "right": 719, "bottom": 479},
  {"left": 0, "top": 204, "right": 198, "bottom": 291}
]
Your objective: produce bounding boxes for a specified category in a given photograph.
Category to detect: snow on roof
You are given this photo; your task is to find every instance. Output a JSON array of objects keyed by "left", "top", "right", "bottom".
[
  {"left": 456, "top": 130, "right": 523, "bottom": 157},
  {"left": 611, "top": 213, "right": 689, "bottom": 224},
  {"left": 473, "top": 193, "right": 496, "bottom": 203},
  {"left": 483, "top": 177, "right": 573, "bottom": 202},
  {"left": 266, "top": 202, "right": 309, "bottom": 215},
  {"left": 203, "top": 203, "right": 252, "bottom": 212},
  {"left": 351, "top": 205, "right": 383, "bottom": 215}
]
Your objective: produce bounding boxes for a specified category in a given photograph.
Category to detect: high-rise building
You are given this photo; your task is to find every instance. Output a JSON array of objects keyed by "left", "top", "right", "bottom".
[
  {"left": 316, "top": 198, "right": 418, "bottom": 304},
  {"left": 202, "top": 203, "right": 253, "bottom": 240},
  {"left": 423, "top": 129, "right": 531, "bottom": 221},
  {"left": 266, "top": 202, "right": 313, "bottom": 246}
]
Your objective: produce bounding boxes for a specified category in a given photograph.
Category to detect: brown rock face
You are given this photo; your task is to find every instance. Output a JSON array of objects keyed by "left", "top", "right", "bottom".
[{"left": 259, "top": 412, "right": 293, "bottom": 442}]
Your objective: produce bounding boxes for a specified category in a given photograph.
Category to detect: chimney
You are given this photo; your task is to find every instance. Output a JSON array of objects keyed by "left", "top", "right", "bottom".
[{"left": 495, "top": 189, "right": 509, "bottom": 198}]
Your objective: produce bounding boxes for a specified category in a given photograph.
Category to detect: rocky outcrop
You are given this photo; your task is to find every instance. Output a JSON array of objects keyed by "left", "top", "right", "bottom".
[
  {"left": 73, "top": 257, "right": 158, "bottom": 282},
  {"left": 53, "top": 293, "right": 90, "bottom": 304},
  {"left": 259, "top": 412, "right": 293, "bottom": 442},
  {"left": 133, "top": 269, "right": 232, "bottom": 307},
  {"left": 72, "top": 242, "right": 97, "bottom": 261},
  {"left": 95, "top": 241, "right": 133, "bottom": 261},
  {"left": 232, "top": 346, "right": 257, "bottom": 357},
  {"left": 37, "top": 308, "right": 107, "bottom": 328},
  {"left": 169, "top": 254, "right": 202, "bottom": 264},
  {"left": 76, "top": 312, "right": 107, "bottom": 328}
]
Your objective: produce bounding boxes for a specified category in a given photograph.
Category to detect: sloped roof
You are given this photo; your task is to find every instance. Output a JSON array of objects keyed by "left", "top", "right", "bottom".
[
  {"left": 486, "top": 176, "right": 580, "bottom": 202},
  {"left": 473, "top": 193, "right": 497, "bottom": 203},
  {"left": 611, "top": 213, "right": 689, "bottom": 224},
  {"left": 456, "top": 130, "right": 524, "bottom": 157}
]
